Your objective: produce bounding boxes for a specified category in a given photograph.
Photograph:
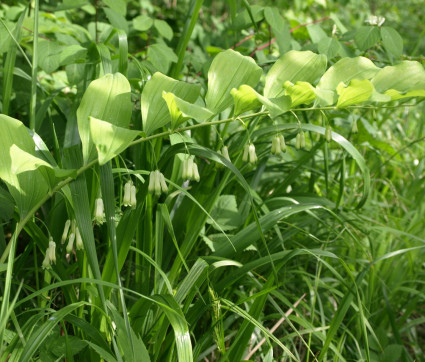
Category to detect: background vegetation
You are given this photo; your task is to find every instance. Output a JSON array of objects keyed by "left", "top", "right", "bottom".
[{"left": 1, "top": 0, "right": 425, "bottom": 361}]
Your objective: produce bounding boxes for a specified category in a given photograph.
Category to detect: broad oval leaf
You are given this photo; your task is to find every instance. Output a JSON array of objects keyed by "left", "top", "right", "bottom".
[
  {"left": 371, "top": 61, "right": 425, "bottom": 93},
  {"left": 162, "top": 91, "right": 214, "bottom": 129},
  {"left": 354, "top": 26, "right": 380, "bottom": 51},
  {"left": 264, "top": 50, "right": 327, "bottom": 98},
  {"left": 0, "top": 114, "right": 49, "bottom": 218},
  {"left": 380, "top": 26, "right": 403, "bottom": 58},
  {"left": 89, "top": 117, "right": 141, "bottom": 165},
  {"left": 230, "top": 84, "right": 262, "bottom": 116},
  {"left": 336, "top": 79, "right": 374, "bottom": 108},
  {"left": 231, "top": 85, "right": 290, "bottom": 118},
  {"left": 77, "top": 72, "right": 132, "bottom": 164},
  {"left": 141, "top": 72, "right": 200, "bottom": 135},
  {"left": 283, "top": 81, "right": 316, "bottom": 107},
  {"left": 205, "top": 49, "right": 262, "bottom": 113},
  {"left": 316, "top": 56, "right": 379, "bottom": 105}
]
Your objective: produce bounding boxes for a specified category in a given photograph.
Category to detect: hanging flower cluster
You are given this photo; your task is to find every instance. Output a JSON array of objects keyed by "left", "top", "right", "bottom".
[
  {"left": 148, "top": 170, "right": 168, "bottom": 196},
  {"left": 62, "top": 219, "right": 84, "bottom": 253},
  {"left": 94, "top": 198, "right": 105, "bottom": 224},
  {"left": 271, "top": 134, "right": 286, "bottom": 154},
  {"left": 242, "top": 143, "right": 257, "bottom": 164},
  {"left": 182, "top": 157, "right": 200, "bottom": 181},
  {"left": 42, "top": 237, "right": 56, "bottom": 270},
  {"left": 123, "top": 180, "right": 137, "bottom": 208}
]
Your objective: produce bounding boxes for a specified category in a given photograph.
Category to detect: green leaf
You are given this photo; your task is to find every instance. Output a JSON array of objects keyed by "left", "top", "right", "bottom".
[
  {"left": 230, "top": 84, "right": 290, "bottom": 118},
  {"left": 151, "top": 295, "right": 193, "bottom": 362},
  {"left": 336, "top": 79, "right": 374, "bottom": 108},
  {"left": 103, "top": 0, "right": 126, "bottom": 16},
  {"left": 0, "top": 187, "right": 14, "bottom": 221},
  {"left": 10, "top": 145, "right": 75, "bottom": 185},
  {"left": 264, "top": 7, "right": 291, "bottom": 53},
  {"left": 384, "top": 88, "right": 425, "bottom": 100},
  {"left": 230, "top": 84, "right": 262, "bottom": 116},
  {"left": 141, "top": 72, "right": 200, "bottom": 135},
  {"left": 37, "top": 39, "right": 62, "bottom": 73},
  {"left": 208, "top": 195, "right": 243, "bottom": 231},
  {"left": 318, "top": 37, "right": 341, "bottom": 59},
  {"left": 264, "top": 50, "right": 327, "bottom": 98},
  {"left": 18, "top": 302, "right": 86, "bottom": 362},
  {"left": 354, "top": 26, "right": 380, "bottom": 51},
  {"left": 154, "top": 19, "right": 173, "bottom": 41},
  {"left": 77, "top": 72, "right": 132, "bottom": 163},
  {"left": 371, "top": 61, "right": 425, "bottom": 93},
  {"left": 316, "top": 56, "right": 379, "bottom": 105},
  {"left": 162, "top": 91, "right": 214, "bottom": 129},
  {"left": 103, "top": 7, "right": 128, "bottom": 33},
  {"left": 0, "top": 115, "right": 49, "bottom": 218},
  {"left": 283, "top": 81, "right": 316, "bottom": 107},
  {"left": 147, "top": 43, "right": 178, "bottom": 73},
  {"left": 205, "top": 49, "right": 262, "bottom": 113},
  {"left": 89, "top": 117, "right": 140, "bottom": 165},
  {"left": 133, "top": 15, "right": 153, "bottom": 31},
  {"left": 380, "top": 27, "right": 403, "bottom": 58},
  {"left": 59, "top": 44, "right": 87, "bottom": 66},
  {"left": 106, "top": 301, "right": 150, "bottom": 362}
]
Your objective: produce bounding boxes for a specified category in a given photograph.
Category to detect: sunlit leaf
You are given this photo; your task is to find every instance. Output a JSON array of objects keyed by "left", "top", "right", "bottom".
[
  {"left": 336, "top": 79, "right": 374, "bottom": 108},
  {"left": 230, "top": 84, "right": 262, "bottom": 116},
  {"left": 0, "top": 115, "right": 50, "bottom": 218},
  {"left": 141, "top": 72, "right": 200, "bottom": 135},
  {"left": 89, "top": 117, "right": 140, "bottom": 165},
  {"left": 162, "top": 91, "right": 214, "bottom": 129},
  {"left": 371, "top": 61, "right": 425, "bottom": 93},
  {"left": 283, "top": 81, "right": 316, "bottom": 107},
  {"left": 77, "top": 72, "right": 132, "bottom": 164},
  {"left": 264, "top": 50, "right": 327, "bottom": 98},
  {"left": 205, "top": 49, "right": 262, "bottom": 113},
  {"left": 316, "top": 56, "right": 380, "bottom": 105}
]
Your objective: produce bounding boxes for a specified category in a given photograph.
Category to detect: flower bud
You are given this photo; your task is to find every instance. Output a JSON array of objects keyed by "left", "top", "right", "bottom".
[
  {"left": 42, "top": 237, "right": 56, "bottom": 269},
  {"left": 48, "top": 237, "right": 56, "bottom": 264},
  {"left": 248, "top": 144, "right": 257, "bottom": 163},
  {"left": 271, "top": 135, "right": 286, "bottom": 154},
  {"left": 75, "top": 227, "right": 83, "bottom": 250},
  {"left": 123, "top": 181, "right": 132, "bottom": 206},
  {"left": 325, "top": 126, "right": 332, "bottom": 143},
  {"left": 182, "top": 158, "right": 189, "bottom": 180},
  {"left": 130, "top": 185, "right": 137, "bottom": 208},
  {"left": 242, "top": 144, "right": 249, "bottom": 162},
  {"left": 42, "top": 253, "right": 51, "bottom": 270},
  {"left": 192, "top": 163, "right": 200, "bottom": 182},
  {"left": 158, "top": 171, "right": 168, "bottom": 193},
  {"left": 295, "top": 132, "right": 301, "bottom": 150},
  {"left": 279, "top": 134, "right": 286, "bottom": 153},
  {"left": 271, "top": 135, "right": 279, "bottom": 154},
  {"left": 94, "top": 198, "right": 105, "bottom": 225},
  {"left": 61, "top": 220, "right": 71, "bottom": 244},
  {"left": 66, "top": 232, "right": 75, "bottom": 253}
]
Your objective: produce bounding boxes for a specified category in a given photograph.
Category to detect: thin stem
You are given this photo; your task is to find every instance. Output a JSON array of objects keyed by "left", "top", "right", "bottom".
[{"left": 29, "top": 0, "right": 39, "bottom": 131}]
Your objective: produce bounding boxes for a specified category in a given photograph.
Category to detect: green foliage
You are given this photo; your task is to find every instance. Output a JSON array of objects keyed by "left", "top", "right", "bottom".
[{"left": 1, "top": 0, "right": 425, "bottom": 361}]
